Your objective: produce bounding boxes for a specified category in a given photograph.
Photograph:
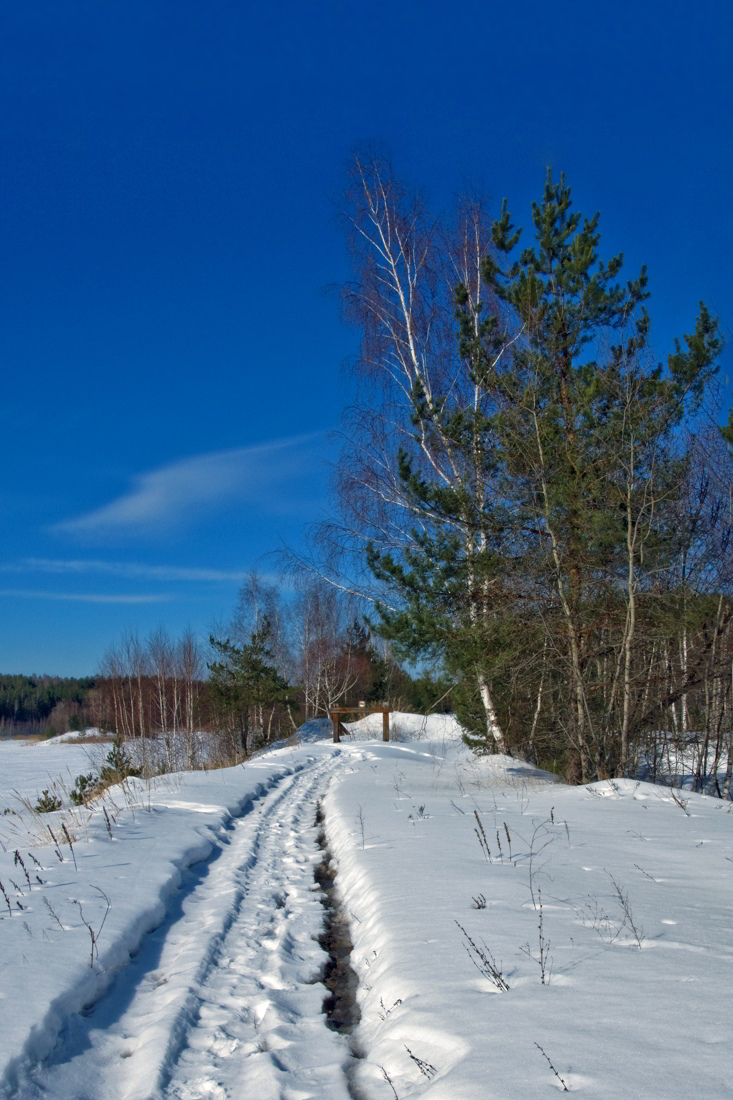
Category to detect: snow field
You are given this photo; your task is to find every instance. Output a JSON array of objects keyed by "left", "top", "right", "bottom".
[
  {"left": 0, "top": 716, "right": 731, "bottom": 1099},
  {"left": 0, "top": 741, "right": 347, "bottom": 1099},
  {"left": 0, "top": 737, "right": 112, "bottom": 814},
  {"left": 323, "top": 738, "right": 733, "bottom": 1099}
]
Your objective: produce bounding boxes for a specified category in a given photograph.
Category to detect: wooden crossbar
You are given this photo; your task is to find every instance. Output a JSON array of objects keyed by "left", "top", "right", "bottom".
[{"left": 329, "top": 706, "right": 392, "bottom": 743}]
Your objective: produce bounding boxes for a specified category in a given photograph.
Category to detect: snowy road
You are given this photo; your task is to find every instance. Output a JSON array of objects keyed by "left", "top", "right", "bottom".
[
  {"left": 4, "top": 717, "right": 731, "bottom": 1100},
  {"left": 15, "top": 751, "right": 352, "bottom": 1100}
]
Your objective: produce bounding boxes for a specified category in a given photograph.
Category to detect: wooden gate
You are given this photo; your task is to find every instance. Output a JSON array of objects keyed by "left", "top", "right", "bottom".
[{"left": 328, "top": 706, "right": 391, "bottom": 743}]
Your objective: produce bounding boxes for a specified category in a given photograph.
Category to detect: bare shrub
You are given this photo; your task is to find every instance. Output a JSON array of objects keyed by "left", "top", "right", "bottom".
[
  {"left": 609, "top": 873, "right": 644, "bottom": 947},
  {"left": 455, "top": 920, "right": 509, "bottom": 991},
  {"left": 520, "top": 887, "right": 553, "bottom": 984},
  {"left": 534, "top": 1042, "right": 569, "bottom": 1092}
]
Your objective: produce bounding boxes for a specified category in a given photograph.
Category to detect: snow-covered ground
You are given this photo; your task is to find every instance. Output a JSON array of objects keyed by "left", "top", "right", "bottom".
[
  {"left": 33, "top": 728, "right": 113, "bottom": 744},
  {"left": 637, "top": 732, "right": 731, "bottom": 796},
  {"left": 0, "top": 715, "right": 730, "bottom": 1099},
  {"left": 0, "top": 736, "right": 113, "bottom": 810}
]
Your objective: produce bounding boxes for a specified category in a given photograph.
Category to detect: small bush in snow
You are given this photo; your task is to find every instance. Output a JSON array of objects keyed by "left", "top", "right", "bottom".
[
  {"left": 534, "top": 1042, "right": 569, "bottom": 1091},
  {"left": 520, "top": 887, "right": 553, "bottom": 984},
  {"left": 380, "top": 1065, "right": 399, "bottom": 1099},
  {"left": 609, "top": 874, "right": 644, "bottom": 948},
  {"left": 473, "top": 810, "right": 491, "bottom": 861},
  {"left": 378, "top": 997, "right": 402, "bottom": 1020},
  {"left": 355, "top": 804, "right": 366, "bottom": 849},
  {"left": 100, "top": 739, "right": 141, "bottom": 784},
  {"left": 405, "top": 1045, "right": 436, "bottom": 1079},
  {"left": 455, "top": 920, "right": 509, "bottom": 991},
  {"left": 70, "top": 773, "right": 100, "bottom": 806},
  {"left": 35, "top": 789, "right": 62, "bottom": 813}
]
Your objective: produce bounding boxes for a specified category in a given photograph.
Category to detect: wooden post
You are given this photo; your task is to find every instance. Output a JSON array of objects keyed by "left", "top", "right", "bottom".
[{"left": 331, "top": 705, "right": 391, "bottom": 742}]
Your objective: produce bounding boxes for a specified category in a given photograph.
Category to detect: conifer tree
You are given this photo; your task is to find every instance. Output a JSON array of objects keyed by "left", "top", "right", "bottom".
[
  {"left": 366, "top": 168, "right": 722, "bottom": 778},
  {"left": 208, "top": 618, "right": 294, "bottom": 753}
]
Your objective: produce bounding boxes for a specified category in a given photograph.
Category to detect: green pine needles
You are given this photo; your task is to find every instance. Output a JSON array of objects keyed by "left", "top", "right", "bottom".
[
  {"left": 349, "top": 158, "right": 727, "bottom": 782},
  {"left": 208, "top": 617, "right": 296, "bottom": 755}
]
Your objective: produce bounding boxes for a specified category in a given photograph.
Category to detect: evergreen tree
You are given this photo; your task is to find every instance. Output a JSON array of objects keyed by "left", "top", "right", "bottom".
[
  {"left": 485, "top": 171, "right": 720, "bottom": 776},
  {"left": 367, "top": 170, "right": 723, "bottom": 778},
  {"left": 208, "top": 618, "right": 294, "bottom": 753}
]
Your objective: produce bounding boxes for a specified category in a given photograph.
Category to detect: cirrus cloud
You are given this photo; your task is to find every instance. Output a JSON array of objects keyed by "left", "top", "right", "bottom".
[
  {"left": 0, "top": 589, "right": 169, "bottom": 604},
  {"left": 12, "top": 559, "right": 250, "bottom": 583},
  {"left": 51, "top": 432, "right": 328, "bottom": 541}
]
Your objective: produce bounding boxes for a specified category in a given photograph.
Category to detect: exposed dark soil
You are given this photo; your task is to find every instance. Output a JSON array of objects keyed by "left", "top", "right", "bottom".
[{"left": 314, "top": 804, "right": 362, "bottom": 1035}]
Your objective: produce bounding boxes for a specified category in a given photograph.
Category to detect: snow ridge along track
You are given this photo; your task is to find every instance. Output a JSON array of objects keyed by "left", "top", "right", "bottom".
[{"left": 17, "top": 750, "right": 352, "bottom": 1100}]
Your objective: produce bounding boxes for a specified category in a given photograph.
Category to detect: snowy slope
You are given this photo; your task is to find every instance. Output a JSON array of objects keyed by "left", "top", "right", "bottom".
[
  {"left": 325, "top": 739, "right": 733, "bottom": 1099},
  {"left": 35, "top": 729, "right": 111, "bottom": 744},
  {"left": 0, "top": 719, "right": 730, "bottom": 1099},
  {"left": 0, "top": 737, "right": 109, "bottom": 809},
  {"left": 0, "top": 741, "right": 346, "bottom": 1099}
]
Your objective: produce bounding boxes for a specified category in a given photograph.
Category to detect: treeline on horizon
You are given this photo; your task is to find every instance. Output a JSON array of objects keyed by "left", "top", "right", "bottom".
[
  {"left": 0, "top": 674, "right": 96, "bottom": 735},
  {"left": 0, "top": 576, "right": 451, "bottom": 746},
  {"left": 91, "top": 578, "right": 452, "bottom": 762}
]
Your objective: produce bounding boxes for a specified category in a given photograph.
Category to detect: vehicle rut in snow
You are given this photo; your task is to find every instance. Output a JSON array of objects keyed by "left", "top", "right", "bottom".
[
  {"left": 314, "top": 803, "right": 361, "bottom": 1037},
  {"left": 16, "top": 751, "right": 354, "bottom": 1100}
]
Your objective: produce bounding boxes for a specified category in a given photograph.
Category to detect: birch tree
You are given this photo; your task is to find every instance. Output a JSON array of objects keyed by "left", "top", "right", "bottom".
[
  {"left": 338, "top": 156, "right": 724, "bottom": 779},
  {"left": 335, "top": 156, "right": 521, "bottom": 750},
  {"left": 290, "top": 578, "right": 359, "bottom": 718}
]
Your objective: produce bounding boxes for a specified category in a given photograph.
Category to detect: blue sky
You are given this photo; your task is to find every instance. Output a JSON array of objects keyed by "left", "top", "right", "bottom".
[{"left": 1, "top": 1, "right": 731, "bottom": 675}]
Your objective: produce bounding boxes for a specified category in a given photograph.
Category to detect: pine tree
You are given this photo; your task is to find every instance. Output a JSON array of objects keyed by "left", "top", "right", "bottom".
[
  {"left": 367, "top": 170, "right": 722, "bottom": 778},
  {"left": 484, "top": 171, "right": 721, "bottom": 777},
  {"left": 208, "top": 618, "right": 294, "bottom": 753}
]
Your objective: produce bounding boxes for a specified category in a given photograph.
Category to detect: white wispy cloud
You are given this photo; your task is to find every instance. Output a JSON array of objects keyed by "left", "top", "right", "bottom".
[
  {"left": 51, "top": 433, "right": 327, "bottom": 540},
  {"left": 8, "top": 559, "right": 249, "bottom": 582},
  {"left": 0, "top": 589, "right": 169, "bottom": 604}
]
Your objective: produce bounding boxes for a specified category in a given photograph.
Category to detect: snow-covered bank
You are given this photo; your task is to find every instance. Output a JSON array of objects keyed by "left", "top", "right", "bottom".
[
  {"left": 324, "top": 738, "right": 733, "bottom": 1099},
  {"left": 0, "top": 741, "right": 342, "bottom": 1097},
  {"left": 33, "top": 728, "right": 112, "bottom": 744},
  {"left": 0, "top": 716, "right": 731, "bottom": 1098}
]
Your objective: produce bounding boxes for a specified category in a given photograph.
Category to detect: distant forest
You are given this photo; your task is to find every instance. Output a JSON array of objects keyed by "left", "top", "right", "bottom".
[
  {"left": 0, "top": 674, "right": 96, "bottom": 736},
  {"left": 0, "top": 611, "right": 453, "bottom": 743}
]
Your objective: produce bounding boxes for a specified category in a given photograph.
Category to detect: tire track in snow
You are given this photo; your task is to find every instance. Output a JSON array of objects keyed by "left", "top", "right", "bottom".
[
  {"left": 17, "top": 751, "right": 351, "bottom": 1100},
  {"left": 161, "top": 752, "right": 351, "bottom": 1100}
]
